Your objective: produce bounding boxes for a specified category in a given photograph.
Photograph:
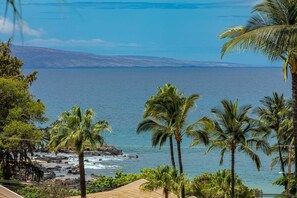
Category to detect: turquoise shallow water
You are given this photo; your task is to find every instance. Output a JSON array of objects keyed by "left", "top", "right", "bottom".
[{"left": 26, "top": 67, "right": 291, "bottom": 194}]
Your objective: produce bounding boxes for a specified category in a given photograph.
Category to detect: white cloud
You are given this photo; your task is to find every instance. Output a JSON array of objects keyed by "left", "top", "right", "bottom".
[
  {"left": 0, "top": 16, "right": 44, "bottom": 36},
  {"left": 20, "top": 38, "right": 140, "bottom": 48}
]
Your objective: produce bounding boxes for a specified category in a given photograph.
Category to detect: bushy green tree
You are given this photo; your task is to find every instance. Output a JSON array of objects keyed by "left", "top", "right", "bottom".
[
  {"left": 140, "top": 165, "right": 185, "bottom": 198},
  {"left": 17, "top": 185, "right": 72, "bottom": 198},
  {"left": 187, "top": 170, "right": 261, "bottom": 198},
  {"left": 0, "top": 40, "right": 46, "bottom": 181},
  {"left": 88, "top": 172, "right": 142, "bottom": 192}
]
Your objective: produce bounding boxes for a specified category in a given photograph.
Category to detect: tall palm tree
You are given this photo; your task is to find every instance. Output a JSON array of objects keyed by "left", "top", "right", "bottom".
[
  {"left": 255, "top": 93, "right": 290, "bottom": 179},
  {"left": 140, "top": 165, "right": 184, "bottom": 198},
  {"left": 206, "top": 100, "right": 270, "bottom": 198},
  {"left": 137, "top": 84, "right": 208, "bottom": 198},
  {"left": 270, "top": 111, "right": 295, "bottom": 193},
  {"left": 137, "top": 84, "right": 182, "bottom": 168},
  {"left": 174, "top": 92, "right": 208, "bottom": 198},
  {"left": 48, "top": 106, "right": 111, "bottom": 198},
  {"left": 219, "top": 0, "right": 297, "bottom": 188}
]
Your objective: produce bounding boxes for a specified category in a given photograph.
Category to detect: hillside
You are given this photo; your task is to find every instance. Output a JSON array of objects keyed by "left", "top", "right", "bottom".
[{"left": 11, "top": 45, "right": 244, "bottom": 68}]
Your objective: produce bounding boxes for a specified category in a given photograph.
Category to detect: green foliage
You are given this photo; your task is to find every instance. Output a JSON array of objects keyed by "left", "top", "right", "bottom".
[
  {"left": 204, "top": 99, "right": 269, "bottom": 198},
  {"left": 88, "top": 171, "right": 142, "bottom": 192},
  {"left": 206, "top": 99, "right": 270, "bottom": 169},
  {"left": 137, "top": 84, "right": 206, "bottom": 198},
  {"left": 48, "top": 106, "right": 111, "bottom": 197},
  {"left": 138, "top": 84, "right": 207, "bottom": 147},
  {"left": 273, "top": 174, "right": 296, "bottom": 195},
  {"left": 187, "top": 170, "right": 261, "bottom": 198},
  {"left": 17, "top": 185, "right": 72, "bottom": 198},
  {"left": 0, "top": 40, "right": 46, "bottom": 181},
  {"left": 48, "top": 106, "right": 111, "bottom": 153},
  {"left": 140, "top": 165, "right": 185, "bottom": 198},
  {"left": 220, "top": 0, "right": 297, "bottom": 63},
  {"left": 0, "top": 39, "right": 38, "bottom": 85},
  {"left": 220, "top": 0, "right": 297, "bottom": 81},
  {"left": 256, "top": 93, "right": 293, "bottom": 177}
]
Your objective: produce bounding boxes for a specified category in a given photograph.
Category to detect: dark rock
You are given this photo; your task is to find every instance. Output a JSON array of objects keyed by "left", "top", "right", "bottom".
[
  {"left": 96, "top": 145, "right": 123, "bottom": 156},
  {"left": 67, "top": 170, "right": 79, "bottom": 175},
  {"left": 44, "top": 171, "right": 56, "bottom": 180},
  {"left": 128, "top": 155, "right": 139, "bottom": 159}
]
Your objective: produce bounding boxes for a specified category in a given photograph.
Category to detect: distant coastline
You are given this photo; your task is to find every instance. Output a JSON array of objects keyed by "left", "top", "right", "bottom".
[
  {"left": 23, "top": 66, "right": 281, "bottom": 70},
  {"left": 11, "top": 45, "right": 252, "bottom": 69}
]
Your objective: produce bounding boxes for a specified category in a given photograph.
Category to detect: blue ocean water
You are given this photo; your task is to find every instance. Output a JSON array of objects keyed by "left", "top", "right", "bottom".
[{"left": 26, "top": 67, "right": 291, "bottom": 194}]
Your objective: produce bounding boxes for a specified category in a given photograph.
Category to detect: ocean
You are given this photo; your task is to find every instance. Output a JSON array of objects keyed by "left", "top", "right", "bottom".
[{"left": 26, "top": 67, "right": 290, "bottom": 194}]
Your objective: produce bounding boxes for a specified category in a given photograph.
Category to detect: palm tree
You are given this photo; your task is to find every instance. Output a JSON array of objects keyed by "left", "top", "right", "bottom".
[
  {"left": 140, "top": 165, "right": 184, "bottom": 198},
  {"left": 255, "top": 93, "right": 290, "bottom": 179},
  {"left": 174, "top": 92, "right": 208, "bottom": 198},
  {"left": 189, "top": 169, "right": 261, "bottom": 197},
  {"left": 271, "top": 112, "right": 295, "bottom": 194},
  {"left": 137, "top": 84, "right": 208, "bottom": 198},
  {"left": 219, "top": 0, "right": 297, "bottom": 188},
  {"left": 137, "top": 84, "right": 182, "bottom": 168},
  {"left": 48, "top": 106, "right": 111, "bottom": 198},
  {"left": 206, "top": 99, "right": 270, "bottom": 198}
]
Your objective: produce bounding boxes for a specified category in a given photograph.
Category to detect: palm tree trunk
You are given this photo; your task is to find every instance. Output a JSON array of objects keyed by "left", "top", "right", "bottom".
[
  {"left": 277, "top": 140, "right": 287, "bottom": 190},
  {"left": 275, "top": 123, "right": 286, "bottom": 178},
  {"left": 231, "top": 147, "right": 235, "bottom": 198},
  {"left": 292, "top": 72, "right": 297, "bottom": 194},
  {"left": 169, "top": 136, "right": 176, "bottom": 168},
  {"left": 277, "top": 141, "right": 285, "bottom": 177},
  {"left": 287, "top": 145, "right": 292, "bottom": 198},
  {"left": 176, "top": 139, "right": 185, "bottom": 198},
  {"left": 79, "top": 151, "right": 86, "bottom": 198},
  {"left": 164, "top": 188, "right": 169, "bottom": 198}
]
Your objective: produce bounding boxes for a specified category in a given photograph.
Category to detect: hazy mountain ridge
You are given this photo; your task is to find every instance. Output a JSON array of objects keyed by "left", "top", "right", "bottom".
[{"left": 11, "top": 45, "right": 245, "bottom": 68}]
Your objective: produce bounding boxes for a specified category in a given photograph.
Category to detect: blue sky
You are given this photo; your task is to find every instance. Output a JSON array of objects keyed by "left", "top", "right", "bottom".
[{"left": 0, "top": 0, "right": 280, "bottom": 66}]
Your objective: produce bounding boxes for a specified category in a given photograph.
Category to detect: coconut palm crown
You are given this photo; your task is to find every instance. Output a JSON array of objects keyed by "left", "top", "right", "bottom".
[
  {"left": 140, "top": 165, "right": 185, "bottom": 198},
  {"left": 255, "top": 93, "right": 291, "bottom": 178},
  {"left": 137, "top": 84, "right": 208, "bottom": 198},
  {"left": 206, "top": 99, "right": 270, "bottom": 198},
  {"left": 137, "top": 84, "right": 184, "bottom": 168},
  {"left": 48, "top": 106, "right": 111, "bottom": 198}
]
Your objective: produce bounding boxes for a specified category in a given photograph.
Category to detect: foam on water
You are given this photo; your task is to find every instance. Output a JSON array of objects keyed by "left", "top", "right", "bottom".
[{"left": 34, "top": 152, "right": 127, "bottom": 171}]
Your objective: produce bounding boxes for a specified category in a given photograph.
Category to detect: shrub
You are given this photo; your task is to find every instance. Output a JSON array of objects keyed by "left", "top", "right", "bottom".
[
  {"left": 17, "top": 185, "right": 72, "bottom": 198},
  {"left": 88, "top": 171, "right": 142, "bottom": 192},
  {"left": 187, "top": 170, "right": 261, "bottom": 198}
]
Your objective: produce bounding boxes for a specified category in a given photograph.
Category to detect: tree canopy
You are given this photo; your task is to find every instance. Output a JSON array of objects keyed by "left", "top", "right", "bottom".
[{"left": 0, "top": 40, "right": 46, "bottom": 181}]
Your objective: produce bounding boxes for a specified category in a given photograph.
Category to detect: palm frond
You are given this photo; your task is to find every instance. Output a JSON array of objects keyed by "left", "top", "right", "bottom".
[
  {"left": 219, "top": 26, "right": 246, "bottom": 39},
  {"left": 238, "top": 144, "right": 261, "bottom": 171},
  {"left": 137, "top": 119, "right": 167, "bottom": 134}
]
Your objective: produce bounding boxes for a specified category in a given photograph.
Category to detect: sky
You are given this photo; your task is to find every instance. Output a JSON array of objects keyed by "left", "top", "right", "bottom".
[{"left": 0, "top": 0, "right": 281, "bottom": 66}]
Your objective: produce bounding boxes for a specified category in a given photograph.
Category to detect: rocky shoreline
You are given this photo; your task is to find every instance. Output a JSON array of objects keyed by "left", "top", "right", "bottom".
[{"left": 31, "top": 145, "right": 138, "bottom": 187}]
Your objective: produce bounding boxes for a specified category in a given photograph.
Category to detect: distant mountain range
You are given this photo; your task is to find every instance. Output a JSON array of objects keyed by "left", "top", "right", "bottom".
[{"left": 11, "top": 45, "right": 246, "bottom": 68}]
